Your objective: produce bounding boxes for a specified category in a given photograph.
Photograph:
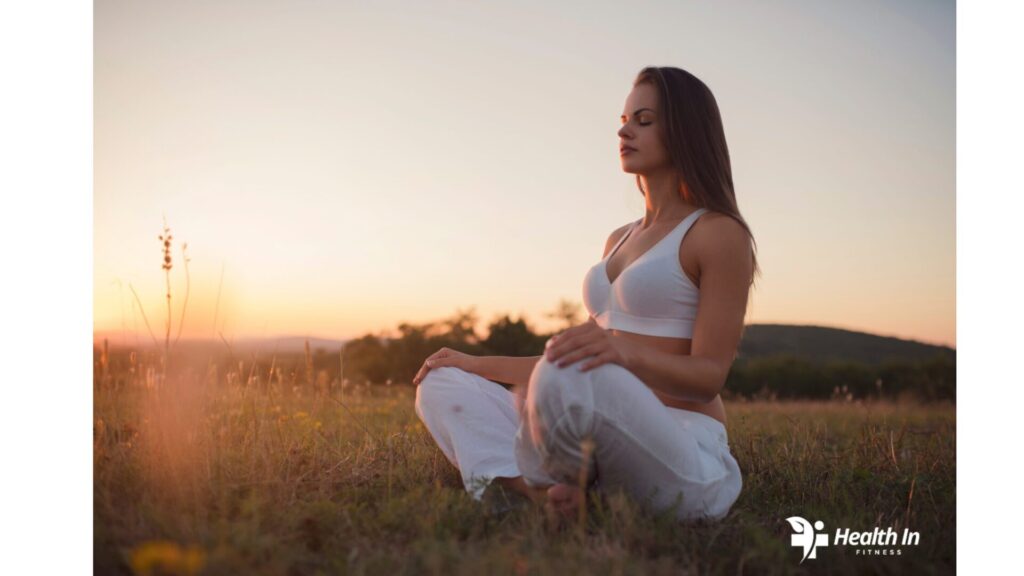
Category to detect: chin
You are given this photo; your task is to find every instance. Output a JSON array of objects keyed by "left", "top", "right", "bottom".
[{"left": 619, "top": 159, "right": 641, "bottom": 175}]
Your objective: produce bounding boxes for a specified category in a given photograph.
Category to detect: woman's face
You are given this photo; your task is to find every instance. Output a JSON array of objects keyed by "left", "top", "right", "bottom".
[{"left": 618, "top": 82, "right": 670, "bottom": 175}]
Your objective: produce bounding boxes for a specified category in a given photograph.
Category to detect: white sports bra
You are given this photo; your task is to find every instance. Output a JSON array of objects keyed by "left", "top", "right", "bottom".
[{"left": 582, "top": 208, "right": 709, "bottom": 339}]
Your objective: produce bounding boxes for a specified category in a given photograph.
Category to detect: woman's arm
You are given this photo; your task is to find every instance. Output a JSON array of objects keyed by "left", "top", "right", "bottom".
[
  {"left": 472, "top": 355, "right": 543, "bottom": 387},
  {"left": 598, "top": 217, "right": 753, "bottom": 401},
  {"left": 414, "top": 349, "right": 544, "bottom": 387},
  {"left": 623, "top": 347, "right": 726, "bottom": 403},
  {"left": 619, "top": 215, "right": 754, "bottom": 403}
]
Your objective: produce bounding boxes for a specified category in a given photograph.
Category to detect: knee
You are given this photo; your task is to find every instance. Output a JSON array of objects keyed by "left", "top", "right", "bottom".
[
  {"left": 525, "top": 357, "right": 642, "bottom": 433},
  {"left": 528, "top": 356, "right": 613, "bottom": 409},
  {"left": 527, "top": 357, "right": 575, "bottom": 404},
  {"left": 525, "top": 357, "right": 595, "bottom": 430},
  {"left": 415, "top": 366, "right": 469, "bottom": 417}
]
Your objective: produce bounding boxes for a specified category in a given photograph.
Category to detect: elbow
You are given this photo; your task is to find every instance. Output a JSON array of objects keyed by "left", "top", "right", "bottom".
[
  {"left": 699, "top": 365, "right": 729, "bottom": 403},
  {"left": 696, "top": 385, "right": 720, "bottom": 403}
]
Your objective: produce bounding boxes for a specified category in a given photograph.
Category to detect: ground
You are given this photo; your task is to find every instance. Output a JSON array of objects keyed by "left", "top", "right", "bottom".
[{"left": 94, "top": 376, "right": 955, "bottom": 575}]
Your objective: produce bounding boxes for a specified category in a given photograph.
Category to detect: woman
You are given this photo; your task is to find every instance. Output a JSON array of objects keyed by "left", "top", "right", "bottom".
[{"left": 413, "top": 66, "right": 760, "bottom": 522}]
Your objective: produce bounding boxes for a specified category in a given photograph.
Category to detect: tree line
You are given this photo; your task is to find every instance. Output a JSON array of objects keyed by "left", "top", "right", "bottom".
[
  {"left": 339, "top": 305, "right": 954, "bottom": 402},
  {"left": 94, "top": 301, "right": 955, "bottom": 402}
]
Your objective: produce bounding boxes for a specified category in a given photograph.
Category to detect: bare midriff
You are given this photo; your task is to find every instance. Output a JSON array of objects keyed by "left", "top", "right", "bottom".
[{"left": 609, "top": 328, "right": 727, "bottom": 427}]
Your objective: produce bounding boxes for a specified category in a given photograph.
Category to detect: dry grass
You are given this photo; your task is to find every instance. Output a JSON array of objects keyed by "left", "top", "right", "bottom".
[{"left": 94, "top": 354, "right": 955, "bottom": 575}]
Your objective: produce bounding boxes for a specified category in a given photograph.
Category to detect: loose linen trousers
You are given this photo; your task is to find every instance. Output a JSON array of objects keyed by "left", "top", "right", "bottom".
[{"left": 414, "top": 356, "right": 742, "bottom": 521}]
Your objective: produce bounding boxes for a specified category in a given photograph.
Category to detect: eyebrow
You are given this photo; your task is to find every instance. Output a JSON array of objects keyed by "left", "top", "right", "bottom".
[{"left": 620, "top": 108, "right": 655, "bottom": 120}]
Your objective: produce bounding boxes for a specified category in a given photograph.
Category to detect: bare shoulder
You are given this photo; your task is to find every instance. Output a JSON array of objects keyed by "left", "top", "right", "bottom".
[
  {"left": 690, "top": 211, "right": 754, "bottom": 269},
  {"left": 603, "top": 221, "right": 634, "bottom": 258}
]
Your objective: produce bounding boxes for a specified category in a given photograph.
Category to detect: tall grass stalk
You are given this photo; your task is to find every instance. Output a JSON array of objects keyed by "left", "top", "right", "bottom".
[{"left": 159, "top": 219, "right": 174, "bottom": 362}]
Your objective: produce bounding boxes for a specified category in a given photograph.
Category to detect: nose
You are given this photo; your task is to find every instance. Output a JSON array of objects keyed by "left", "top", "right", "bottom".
[{"left": 617, "top": 124, "right": 630, "bottom": 139}]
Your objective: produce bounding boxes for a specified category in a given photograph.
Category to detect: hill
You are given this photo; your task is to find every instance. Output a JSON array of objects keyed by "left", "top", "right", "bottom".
[
  {"left": 94, "top": 324, "right": 953, "bottom": 366},
  {"left": 737, "top": 324, "right": 954, "bottom": 366}
]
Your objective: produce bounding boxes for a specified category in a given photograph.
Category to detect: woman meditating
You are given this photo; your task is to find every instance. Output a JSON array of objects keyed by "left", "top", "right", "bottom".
[{"left": 412, "top": 66, "right": 759, "bottom": 522}]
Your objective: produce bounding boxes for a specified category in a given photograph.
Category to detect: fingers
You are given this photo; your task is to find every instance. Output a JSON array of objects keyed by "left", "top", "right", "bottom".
[
  {"left": 413, "top": 363, "right": 439, "bottom": 386},
  {"left": 414, "top": 349, "right": 459, "bottom": 385},
  {"left": 430, "top": 349, "right": 454, "bottom": 366},
  {"left": 412, "top": 346, "right": 473, "bottom": 385},
  {"left": 544, "top": 335, "right": 559, "bottom": 352},
  {"left": 427, "top": 356, "right": 450, "bottom": 368},
  {"left": 553, "top": 342, "right": 602, "bottom": 368},
  {"left": 546, "top": 332, "right": 577, "bottom": 362},
  {"left": 578, "top": 351, "right": 612, "bottom": 372},
  {"left": 546, "top": 325, "right": 603, "bottom": 362},
  {"left": 415, "top": 362, "right": 443, "bottom": 385},
  {"left": 413, "top": 351, "right": 444, "bottom": 386}
]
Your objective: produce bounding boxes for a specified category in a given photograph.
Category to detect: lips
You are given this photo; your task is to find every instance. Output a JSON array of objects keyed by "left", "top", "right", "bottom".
[{"left": 620, "top": 146, "right": 636, "bottom": 156}]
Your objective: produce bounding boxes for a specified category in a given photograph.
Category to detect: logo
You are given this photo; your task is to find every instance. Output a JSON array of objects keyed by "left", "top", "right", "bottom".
[
  {"left": 786, "top": 516, "right": 829, "bottom": 563},
  {"left": 785, "top": 515, "right": 921, "bottom": 562}
]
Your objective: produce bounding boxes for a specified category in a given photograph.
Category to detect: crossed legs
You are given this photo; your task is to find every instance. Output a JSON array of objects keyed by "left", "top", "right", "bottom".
[{"left": 416, "top": 357, "right": 740, "bottom": 521}]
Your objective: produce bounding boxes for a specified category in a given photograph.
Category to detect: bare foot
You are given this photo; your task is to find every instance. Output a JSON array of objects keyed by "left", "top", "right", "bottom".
[
  {"left": 545, "top": 483, "right": 584, "bottom": 521},
  {"left": 493, "top": 476, "right": 549, "bottom": 506}
]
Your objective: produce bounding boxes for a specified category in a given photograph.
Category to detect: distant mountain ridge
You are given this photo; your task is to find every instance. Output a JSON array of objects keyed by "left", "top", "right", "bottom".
[
  {"left": 737, "top": 324, "right": 954, "bottom": 366},
  {"left": 94, "top": 334, "right": 349, "bottom": 355}
]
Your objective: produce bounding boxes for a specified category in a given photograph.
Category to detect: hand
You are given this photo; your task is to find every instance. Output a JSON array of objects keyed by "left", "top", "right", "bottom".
[
  {"left": 412, "top": 347, "right": 479, "bottom": 386},
  {"left": 544, "top": 317, "right": 638, "bottom": 372}
]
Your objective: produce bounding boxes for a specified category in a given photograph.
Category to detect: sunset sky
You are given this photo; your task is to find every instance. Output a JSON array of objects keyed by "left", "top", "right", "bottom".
[{"left": 94, "top": 0, "right": 955, "bottom": 348}]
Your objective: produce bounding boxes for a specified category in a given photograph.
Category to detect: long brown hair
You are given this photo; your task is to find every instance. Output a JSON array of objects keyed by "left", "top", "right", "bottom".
[{"left": 633, "top": 66, "right": 761, "bottom": 287}]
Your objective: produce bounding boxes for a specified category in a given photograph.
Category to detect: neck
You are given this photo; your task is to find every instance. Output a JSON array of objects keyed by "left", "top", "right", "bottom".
[{"left": 638, "top": 171, "right": 698, "bottom": 226}]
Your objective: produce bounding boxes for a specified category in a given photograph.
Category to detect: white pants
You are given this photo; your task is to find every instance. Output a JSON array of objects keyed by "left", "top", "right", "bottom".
[{"left": 414, "top": 356, "right": 742, "bottom": 521}]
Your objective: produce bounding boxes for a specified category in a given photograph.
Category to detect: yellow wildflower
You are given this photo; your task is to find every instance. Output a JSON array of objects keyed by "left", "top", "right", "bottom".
[{"left": 130, "top": 540, "right": 205, "bottom": 576}]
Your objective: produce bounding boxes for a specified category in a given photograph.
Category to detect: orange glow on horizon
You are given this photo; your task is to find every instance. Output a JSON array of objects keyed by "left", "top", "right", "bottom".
[{"left": 94, "top": 0, "right": 955, "bottom": 352}]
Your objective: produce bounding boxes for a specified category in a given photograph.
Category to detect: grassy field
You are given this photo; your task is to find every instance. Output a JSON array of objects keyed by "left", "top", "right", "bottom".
[{"left": 94, "top": 364, "right": 955, "bottom": 575}]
